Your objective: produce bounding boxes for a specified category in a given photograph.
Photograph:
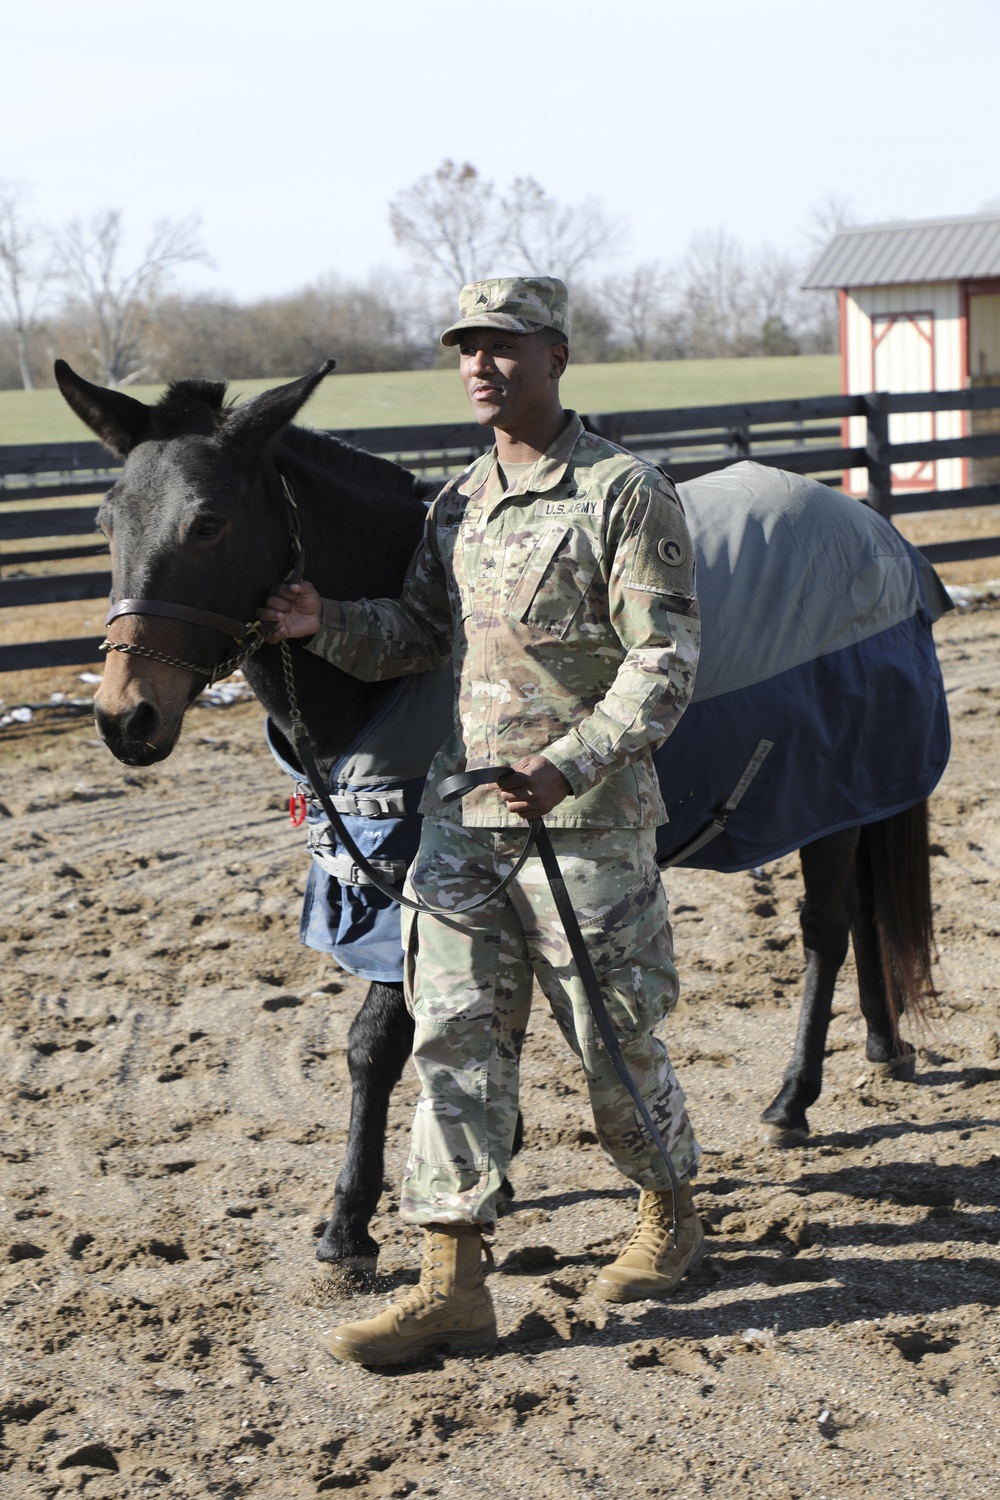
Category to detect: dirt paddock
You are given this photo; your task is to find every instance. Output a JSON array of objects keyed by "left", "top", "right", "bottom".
[{"left": 1, "top": 605, "right": 998, "bottom": 1499}]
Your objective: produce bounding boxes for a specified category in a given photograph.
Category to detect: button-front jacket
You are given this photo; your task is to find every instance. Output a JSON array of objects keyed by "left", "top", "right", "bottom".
[{"left": 306, "top": 413, "right": 700, "bottom": 828}]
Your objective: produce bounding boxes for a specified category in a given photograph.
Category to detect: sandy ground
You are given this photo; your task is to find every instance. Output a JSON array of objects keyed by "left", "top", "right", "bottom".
[{"left": 1, "top": 605, "right": 998, "bottom": 1500}]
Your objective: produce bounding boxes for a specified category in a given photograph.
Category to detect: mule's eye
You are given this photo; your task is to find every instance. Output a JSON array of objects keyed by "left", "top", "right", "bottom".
[{"left": 192, "top": 515, "right": 225, "bottom": 541}]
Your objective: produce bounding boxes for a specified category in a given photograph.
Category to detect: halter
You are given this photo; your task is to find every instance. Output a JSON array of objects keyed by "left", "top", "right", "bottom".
[{"left": 99, "top": 475, "right": 304, "bottom": 686}]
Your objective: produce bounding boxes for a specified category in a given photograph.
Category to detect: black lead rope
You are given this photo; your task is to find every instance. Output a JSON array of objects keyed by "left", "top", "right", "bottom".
[
  {"left": 535, "top": 815, "right": 682, "bottom": 1233},
  {"left": 283, "top": 643, "right": 682, "bottom": 1238},
  {"left": 438, "top": 767, "right": 682, "bottom": 1239},
  {"left": 286, "top": 706, "right": 537, "bottom": 917}
]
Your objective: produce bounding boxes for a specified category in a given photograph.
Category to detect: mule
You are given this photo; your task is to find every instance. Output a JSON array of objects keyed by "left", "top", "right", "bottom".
[{"left": 55, "top": 358, "right": 943, "bottom": 1275}]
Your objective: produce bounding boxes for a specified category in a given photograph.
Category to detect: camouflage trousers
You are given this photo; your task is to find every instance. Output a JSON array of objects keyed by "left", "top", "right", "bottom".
[{"left": 398, "top": 819, "right": 700, "bottom": 1226}]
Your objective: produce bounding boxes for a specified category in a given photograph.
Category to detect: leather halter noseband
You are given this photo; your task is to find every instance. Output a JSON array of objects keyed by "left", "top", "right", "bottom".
[{"left": 99, "top": 476, "right": 304, "bottom": 685}]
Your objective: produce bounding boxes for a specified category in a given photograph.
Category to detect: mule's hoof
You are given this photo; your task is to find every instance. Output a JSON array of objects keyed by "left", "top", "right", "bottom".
[
  {"left": 304, "top": 1255, "right": 378, "bottom": 1303},
  {"left": 868, "top": 1052, "right": 917, "bottom": 1083},
  {"left": 496, "top": 1179, "right": 516, "bottom": 1217},
  {"left": 760, "top": 1123, "right": 809, "bottom": 1149}
]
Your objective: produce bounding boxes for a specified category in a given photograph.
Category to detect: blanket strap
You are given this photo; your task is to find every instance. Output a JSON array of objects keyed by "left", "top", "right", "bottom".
[
  {"left": 661, "top": 739, "right": 774, "bottom": 869},
  {"left": 297, "top": 784, "right": 410, "bottom": 821},
  {"left": 306, "top": 834, "right": 411, "bottom": 889}
]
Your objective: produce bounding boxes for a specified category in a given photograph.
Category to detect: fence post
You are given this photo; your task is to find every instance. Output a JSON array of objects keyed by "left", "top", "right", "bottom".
[
  {"left": 583, "top": 412, "right": 623, "bottom": 446},
  {"left": 864, "top": 392, "right": 892, "bottom": 517}
]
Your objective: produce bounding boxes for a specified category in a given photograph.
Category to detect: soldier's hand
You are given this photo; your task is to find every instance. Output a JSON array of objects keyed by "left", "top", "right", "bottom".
[
  {"left": 257, "top": 581, "right": 323, "bottom": 643},
  {"left": 495, "top": 756, "right": 572, "bottom": 819}
]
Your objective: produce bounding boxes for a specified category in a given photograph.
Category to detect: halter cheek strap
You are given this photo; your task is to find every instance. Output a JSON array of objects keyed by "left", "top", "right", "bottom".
[{"left": 99, "top": 474, "right": 303, "bottom": 684}]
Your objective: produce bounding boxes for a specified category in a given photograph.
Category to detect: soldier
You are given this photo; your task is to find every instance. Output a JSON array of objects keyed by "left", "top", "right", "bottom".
[{"left": 260, "top": 276, "right": 704, "bottom": 1367}]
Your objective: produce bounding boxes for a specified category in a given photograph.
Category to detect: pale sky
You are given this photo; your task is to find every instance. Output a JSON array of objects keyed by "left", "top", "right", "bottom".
[{"left": 4, "top": 0, "right": 997, "bottom": 302}]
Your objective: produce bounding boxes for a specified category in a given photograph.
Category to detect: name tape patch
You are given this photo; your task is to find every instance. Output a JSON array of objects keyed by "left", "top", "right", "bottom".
[{"left": 535, "top": 497, "right": 599, "bottom": 517}]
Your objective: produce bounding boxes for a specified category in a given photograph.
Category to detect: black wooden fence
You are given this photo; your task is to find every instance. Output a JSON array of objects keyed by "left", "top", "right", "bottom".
[{"left": 2, "top": 386, "right": 999, "bottom": 674}]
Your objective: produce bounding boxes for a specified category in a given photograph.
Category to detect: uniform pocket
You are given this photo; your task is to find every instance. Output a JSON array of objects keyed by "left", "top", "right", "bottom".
[
  {"left": 585, "top": 925, "right": 679, "bottom": 1048},
  {"left": 505, "top": 522, "right": 601, "bottom": 640},
  {"left": 576, "top": 873, "right": 677, "bottom": 1045},
  {"left": 578, "top": 869, "right": 671, "bottom": 974}
]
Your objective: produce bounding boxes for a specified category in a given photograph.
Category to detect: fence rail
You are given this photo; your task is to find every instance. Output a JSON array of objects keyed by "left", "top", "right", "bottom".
[{"left": 3, "top": 386, "right": 999, "bottom": 674}]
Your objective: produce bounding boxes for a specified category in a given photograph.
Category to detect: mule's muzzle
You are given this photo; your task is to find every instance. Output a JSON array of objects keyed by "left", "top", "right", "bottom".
[{"left": 94, "top": 696, "right": 176, "bottom": 766}]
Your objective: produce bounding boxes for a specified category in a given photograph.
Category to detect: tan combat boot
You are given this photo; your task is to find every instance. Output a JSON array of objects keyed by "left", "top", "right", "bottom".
[
  {"left": 593, "top": 1182, "right": 705, "bottom": 1302},
  {"left": 325, "top": 1223, "right": 497, "bottom": 1367}
]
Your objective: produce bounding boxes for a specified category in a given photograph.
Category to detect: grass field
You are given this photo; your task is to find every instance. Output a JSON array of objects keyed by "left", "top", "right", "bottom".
[{"left": 0, "top": 355, "right": 840, "bottom": 446}]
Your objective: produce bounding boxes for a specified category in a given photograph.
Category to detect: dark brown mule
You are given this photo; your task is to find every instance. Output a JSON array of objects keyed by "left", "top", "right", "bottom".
[{"left": 56, "top": 357, "right": 440, "bottom": 1275}]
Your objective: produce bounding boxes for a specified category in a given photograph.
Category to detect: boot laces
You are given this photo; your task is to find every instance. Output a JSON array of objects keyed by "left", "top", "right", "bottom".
[
  {"left": 392, "top": 1229, "right": 492, "bottom": 1321},
  {"left": 396, "top": 1278, "right": 444, "bottom": 1319},
  {"left": 621, "top": 1214, "right": 674, "bottom": 1261},
  {"left": 620, "top": 1194, "right": 679, "bottom": 1260},
  {"left": 396, "top": 1238, "right": 449, "bottom": 1319}
]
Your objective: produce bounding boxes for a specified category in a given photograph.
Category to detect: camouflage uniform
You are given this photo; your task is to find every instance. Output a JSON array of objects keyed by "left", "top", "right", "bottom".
[
  {"left": 397, "top": 821, "right": 698, "bottom": 1223},
  {"left": 308, "top": 413, "right": 700, "bottom": 829},
  {"left": 307, "top": 408, "right": 702, "bottom": 1225}
]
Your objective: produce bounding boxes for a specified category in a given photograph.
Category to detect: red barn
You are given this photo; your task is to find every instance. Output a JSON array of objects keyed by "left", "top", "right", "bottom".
[{"left": 805, "top": 209, "right": 1000, "bottom": 494}]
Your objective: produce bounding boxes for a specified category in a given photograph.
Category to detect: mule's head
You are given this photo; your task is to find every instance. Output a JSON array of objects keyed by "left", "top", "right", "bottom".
[{"left": 55, "top": 358, "right": 335, "bottom": 765}]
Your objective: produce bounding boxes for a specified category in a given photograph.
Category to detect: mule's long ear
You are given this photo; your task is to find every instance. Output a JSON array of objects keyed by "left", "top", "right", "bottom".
[
  {"left": 224, "top": 359, "right": 336, "bottom": 462},
  {"left": 54, "top": 360, "right": 151, "bottom": 458}
]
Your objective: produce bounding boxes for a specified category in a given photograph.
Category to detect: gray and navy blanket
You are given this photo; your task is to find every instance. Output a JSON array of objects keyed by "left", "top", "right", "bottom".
[{"left": 655, "top": 462, "right": 949, "bottom": 871}]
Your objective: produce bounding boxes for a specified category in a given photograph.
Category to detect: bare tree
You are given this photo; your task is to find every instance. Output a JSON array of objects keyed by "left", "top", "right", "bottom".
[
  {"left": 389, "top": 160, "right": 505, "bottom": 289},
  {"left": 57, "top": 210, "right": 205, "bottom": 385},
  {"left": 752, "top": 245, "right": 802, "bottom": 356},
  {"left": 677, "top": 229, "right": 759, "bottom": 358},
  {"left": 501, "top": 176, "right": 617, "bottom": 282},
  {"left": 803, "top": 192, "right": 856, "bottom": 252},
  {"left": 0, "top": 183, "right": 52, "bottom": 390},
  {"left": 797, "top": 195, "right": 857, "bottom": 354},
  {"left": 390, "top": 160, "right": 621, "bottom": 292},
  {"left": 597, "top": 261, "right": 678, "bottom": 359}
]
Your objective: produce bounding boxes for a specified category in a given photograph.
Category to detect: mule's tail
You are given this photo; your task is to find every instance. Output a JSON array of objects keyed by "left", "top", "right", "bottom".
[{"left": 855, "top": 800, "right": 937, "bottom": 1032}]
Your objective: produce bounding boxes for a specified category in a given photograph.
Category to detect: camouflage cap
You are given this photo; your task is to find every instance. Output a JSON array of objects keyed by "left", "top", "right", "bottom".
[{"left": 440, "top": 276, "right": 570, "bottom": 347}]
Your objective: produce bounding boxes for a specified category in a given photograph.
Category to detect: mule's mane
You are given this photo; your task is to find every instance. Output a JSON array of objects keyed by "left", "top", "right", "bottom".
[
  {"left": 151, "top": 380, "right": 430, "bottom": 501},
  {"left": 280, "top": 423, "right": 427, "bottom": 502},
  {"left": 153, "top": 379, "right": 235, "bottom": 434}
]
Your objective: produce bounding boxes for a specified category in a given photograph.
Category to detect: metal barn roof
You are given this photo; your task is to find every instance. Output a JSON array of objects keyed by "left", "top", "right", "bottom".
[{"left": 804, "top": 211, "right": 1000, "bottom": 290}]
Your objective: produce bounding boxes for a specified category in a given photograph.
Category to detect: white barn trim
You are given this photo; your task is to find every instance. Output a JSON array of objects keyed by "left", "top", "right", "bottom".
[{"left": 805, "top": 212, "right": 1000, "bottom": 496}]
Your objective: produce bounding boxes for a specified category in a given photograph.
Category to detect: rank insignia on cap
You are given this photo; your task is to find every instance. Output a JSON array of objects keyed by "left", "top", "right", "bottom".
[{"left": 440, "top": 276, "right": 570, "bottom": 347}]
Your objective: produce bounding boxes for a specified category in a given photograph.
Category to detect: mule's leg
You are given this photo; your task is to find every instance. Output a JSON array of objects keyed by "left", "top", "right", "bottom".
[
  {"left": 315, "top": 980, "right": 525, "bottom": 1270},
  {"left": 496, "top": 1110, "right": 525, "bottom": 1211},
  {"left": 760, "top": 829, "right": 859, "bottom": 1143},
  {"left": 852, "top": 830, "right": 917, "bottom": 1079},
  {"left": 316, "top": 980, "right": 413, "bottom": 1271}
]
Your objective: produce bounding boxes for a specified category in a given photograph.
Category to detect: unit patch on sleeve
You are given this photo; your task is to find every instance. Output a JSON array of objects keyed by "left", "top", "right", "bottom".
[{"left": 626, "top": 487, "right": 697, "bottom": 599}]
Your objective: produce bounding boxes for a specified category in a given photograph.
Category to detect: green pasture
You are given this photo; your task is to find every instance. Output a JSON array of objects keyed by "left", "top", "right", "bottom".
[{"left": 0, "top": 354, "right": 840, "bottom": 446}]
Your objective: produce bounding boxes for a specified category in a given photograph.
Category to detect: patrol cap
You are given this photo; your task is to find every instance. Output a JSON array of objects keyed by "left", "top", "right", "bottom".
[{"left": 440, "top": 276, "right": 570, "bottom": 347}]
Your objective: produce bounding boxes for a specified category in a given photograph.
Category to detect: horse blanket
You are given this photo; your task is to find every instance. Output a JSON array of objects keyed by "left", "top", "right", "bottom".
[
  {"left": 266, "top": 662, "right": 453, "bottom": 982},
  {"left": 269, "top": 461, "right": 950, "bottom": 980},
  {"left": 655, "top": 462, "right": 950, "bottom": 870}
]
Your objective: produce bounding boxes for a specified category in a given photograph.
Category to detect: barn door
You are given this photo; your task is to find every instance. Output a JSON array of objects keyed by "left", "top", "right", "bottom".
[
  {"left": 872, "top": 312, "right": 935, "bottom": 490},
  {"left": 968, "top": 292, "right": 1000, "bottom": 486}
]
